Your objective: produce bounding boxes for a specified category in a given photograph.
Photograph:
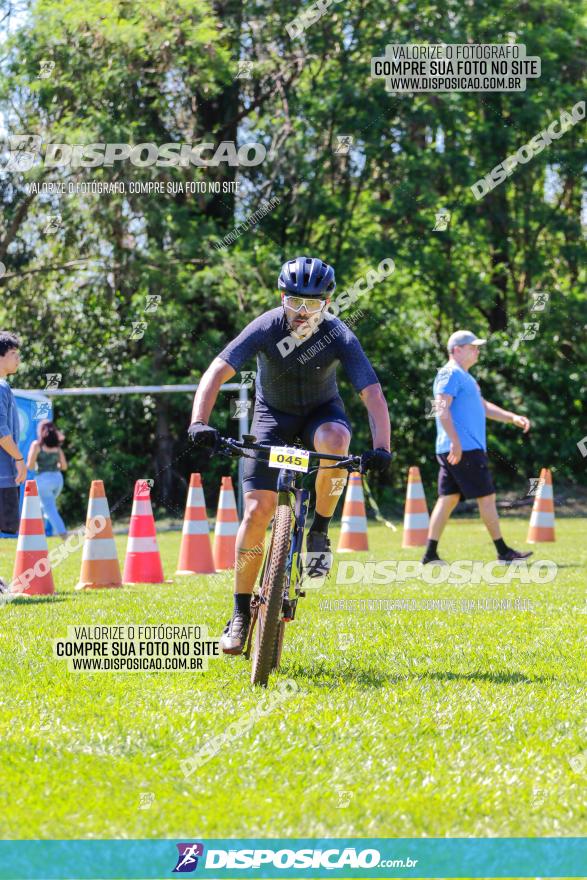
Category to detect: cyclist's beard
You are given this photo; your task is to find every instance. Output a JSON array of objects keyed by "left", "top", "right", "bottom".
[{"left": 284, "top": 308, "right": 323, "bottom": 341}]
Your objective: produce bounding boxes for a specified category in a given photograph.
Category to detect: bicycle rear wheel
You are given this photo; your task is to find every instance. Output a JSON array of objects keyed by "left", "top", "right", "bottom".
[
  {"left": 271, "top": 621, "right": 285, "bottom": 671},
  {"left": 251, "top": 500, "right": 291, "bottom": 687}
]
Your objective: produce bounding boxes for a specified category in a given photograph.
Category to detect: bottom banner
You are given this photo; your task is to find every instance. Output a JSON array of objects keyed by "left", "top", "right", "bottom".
[{"left": 0, "top": 837, "right": 584, "bottom": 879}]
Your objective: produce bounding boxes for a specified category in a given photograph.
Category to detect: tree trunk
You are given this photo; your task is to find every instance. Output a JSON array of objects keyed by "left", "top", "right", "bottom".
[
  {"left": 479, "top": 95, "right": 510, "bottom": 332},
  {"left": 154, "top": 393, "right": 175, "bottom": 513}
]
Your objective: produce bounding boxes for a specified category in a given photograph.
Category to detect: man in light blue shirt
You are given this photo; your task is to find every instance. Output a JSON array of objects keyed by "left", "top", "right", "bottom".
[
  {"left": 434, "top": 359, "right": 487, "bottom": 455},
  {"left": 422, "top": 330, "right": 533, "bottom": 565}
]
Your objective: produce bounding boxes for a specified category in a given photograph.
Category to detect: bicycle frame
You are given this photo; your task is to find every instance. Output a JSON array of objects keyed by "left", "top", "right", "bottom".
[
  {"left": 218, "top": 434, "right": 362, "bottom": 670},
  {"left": 277, "top": 469, "right": 311, "bottom": 622},
  {"left": 248, "top": 469, "right": 309, "bottom": 643}
]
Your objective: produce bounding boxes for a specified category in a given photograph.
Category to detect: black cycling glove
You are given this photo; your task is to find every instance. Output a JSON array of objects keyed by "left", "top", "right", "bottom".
[
  {"left": 360, "top": 447, "right": 392, "bottom": 475},
  {"left": 188, "top": 422, "right": 219, "bottom": 449}
]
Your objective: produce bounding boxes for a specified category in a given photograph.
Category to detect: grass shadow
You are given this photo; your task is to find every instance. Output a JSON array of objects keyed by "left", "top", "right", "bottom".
[
  {"left": 2, "top": 593, "right": 73, "bottom": 606},
  {"left": 286, "top": 664, "right": 556, "bottom": 689},
  {"left": 283, "top": 661, "right": 406, "bottom": 688},
  {"left": 546, "top": 563, "right": 583, "bottom": 569},
  {"left": 420, "top": 670, "right": 556, "bottom": 684}
]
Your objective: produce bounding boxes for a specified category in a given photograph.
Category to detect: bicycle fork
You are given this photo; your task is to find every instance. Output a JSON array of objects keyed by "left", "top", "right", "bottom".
[
  {"left": 282, "top": 484, "right": 310, "bottom": 622},
  {"left": 244, "top": 477, "right": 310, "bottom": 660}
]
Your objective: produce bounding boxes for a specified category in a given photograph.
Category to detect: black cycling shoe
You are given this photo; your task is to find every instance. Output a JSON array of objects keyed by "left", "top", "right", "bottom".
[
  {"left": 305, "top": 531, "right": 333, "bottom": 578},
  {"left": 420, "top": 555, "right": 448, "bottom": 566},
  {"left": 219, "top": 611, "right": 251, "bottom": 655},
  {"left": 497, "top": 548, "right": 533, "bottom": 565}
]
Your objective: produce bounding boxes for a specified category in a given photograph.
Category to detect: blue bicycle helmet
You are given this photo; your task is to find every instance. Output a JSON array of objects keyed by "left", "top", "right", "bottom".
[{"left": 278, "top": 256, "right": 336, "bottom": 297}]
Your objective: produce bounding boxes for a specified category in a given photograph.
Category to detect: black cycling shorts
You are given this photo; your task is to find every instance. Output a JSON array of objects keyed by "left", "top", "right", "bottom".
[
  {"left": 436, "top": 449, "right": 496, "bottom": 501},
  {"left": 0, "top": 487, "right": 20, "bottom": 535},
  {"left": 243, "top": 396, "right": 352, "bottom": 493}
]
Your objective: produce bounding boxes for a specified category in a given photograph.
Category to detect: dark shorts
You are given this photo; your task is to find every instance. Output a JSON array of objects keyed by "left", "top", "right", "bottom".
[
  {"left": 243, "top": 396, "right": 352, "bottom": 493},
  {"left": 436, "top": 449, "right": 496, "bottom": 501},
  {"left": 0, "top": 486, "right": 20, "bottom": 535}
]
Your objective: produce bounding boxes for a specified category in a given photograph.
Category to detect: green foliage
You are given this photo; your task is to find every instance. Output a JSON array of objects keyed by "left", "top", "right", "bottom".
[{"left": 0, "top": 0, "right": 585, "bottom": 522}]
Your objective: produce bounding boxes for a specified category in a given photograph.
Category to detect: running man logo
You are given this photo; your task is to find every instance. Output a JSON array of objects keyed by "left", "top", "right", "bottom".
[
  {"left": 129, "top": 321, "right": 148, "bottom": 340},
  {"left": 425, "top": 398, "right": 448, "bottom": 419},
  {"left": 329, "top": 476, "right": 347, "bottom": 496},
  {"left": 512, "top": 322, "right": 540, "bottom": 351},
  {"left": 235, "top": 60, "right": 253, "bottom": 79},
  {"left": 568, "top": 750, "right": 587, "bottom": 773},
  {"left": 33, "top": 401, "right": 51, "bottom": 421},
  {"left": 138, "top": 792, "right": 154, "bottom": 810},
  {"left": 231, "top": 398, "right": 252, "bottom": 419},
  {"left": 43, "top": 213, "right": 62, "bottom": 234},
  {"left": 303, "top": 552, "right": 330, "bottom": 590},
  {"left": 335, "top": 786, "right": 355, "bottom": 808},
  {"left": 521, "top": 322, "right": 540, "bottom": 340},
  {"left": 173, "top": 843, "right": 204, "bottom": 873},
  {"left": 334, "top": 135, "right": 354, "bottom": 154},
  {"left": 531, "top": 788, "right": 547, "bottom": 808},
  {"left": 338, "top": 632, "right": 355, "bottom": 651},
  {"left": 239, "top": 370, "right": 256, "bottom": 389},
  {"left": 4, "top": 135, "right": 42, "bottom": 171},
  {"left": 38, "top": 59, "right": 55, "bottom": 79},
  {"left": 44, "top": 373, "right": 62, "bottom": 390},
  {"left": 530, "top": 292, "right": 549, "bottom": 311},
  {"left": 433, "top": 210, "right": 451, "bottom": 230},
  {"left": 144, "top": 294, "right": 161, "bottom": 313},
  {"left": 527, "top": 477, "right": 545, "bottom": 497}
]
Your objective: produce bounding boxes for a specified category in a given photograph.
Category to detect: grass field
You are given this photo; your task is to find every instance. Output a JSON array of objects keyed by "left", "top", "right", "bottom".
[{"left": 0, "top": 517, "right": 585, "bottom": 842}]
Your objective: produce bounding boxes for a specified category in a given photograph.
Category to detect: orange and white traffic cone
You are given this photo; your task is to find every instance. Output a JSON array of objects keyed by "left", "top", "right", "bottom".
[
  {"left": 402, "top": 466, "right": 430, "bottom": 547},
  {"left": 11, "top": 480, "right": 55, "bottom": 595},
  {"left": 212, "top": 476, "right": 239, "bottom": 571},
  {"left": 527, "top": 468, "right": 556, "bottom": 543},
  {"left": 176, "top": 473, "right": 215, "bottom": 575},
  {"left": 76, "top": 481, "right": 122, "bottom": 590},
  {"left": 122, "top": 479, "right": 165, "bottom": 583},
  {"left": 337, "top": 473, "right": 369, "bottom": 552}
]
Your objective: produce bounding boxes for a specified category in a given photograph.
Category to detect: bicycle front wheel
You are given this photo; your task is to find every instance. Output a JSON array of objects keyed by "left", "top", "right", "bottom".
[{"left": 251, "top": 500, "right": 291, "bottom": 687}]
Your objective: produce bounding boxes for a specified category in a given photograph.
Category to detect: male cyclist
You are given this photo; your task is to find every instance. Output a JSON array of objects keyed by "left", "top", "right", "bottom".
[{"left": 188, "top": 256, "right": 391, "bottom": 654}]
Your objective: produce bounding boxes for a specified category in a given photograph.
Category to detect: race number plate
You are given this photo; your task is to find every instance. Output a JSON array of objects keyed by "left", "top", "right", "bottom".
[{"left": 268, "top": 446, "right": 310, "bottom": 473}]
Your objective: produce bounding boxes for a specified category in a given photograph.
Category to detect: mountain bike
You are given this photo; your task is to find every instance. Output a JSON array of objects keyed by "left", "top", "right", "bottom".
[{"left": 214, "top": 434, "right": 363, "bottom": 687}]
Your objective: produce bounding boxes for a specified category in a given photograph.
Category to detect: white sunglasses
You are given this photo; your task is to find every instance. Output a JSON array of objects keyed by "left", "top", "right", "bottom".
[{"left": 283, "top": 295, "right": 326, "bottom": 313}]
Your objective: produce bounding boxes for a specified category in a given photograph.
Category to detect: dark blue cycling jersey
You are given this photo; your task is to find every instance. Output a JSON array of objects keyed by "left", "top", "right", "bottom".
[{"left": 218, "top": 307, "right": 378, "bottom": 415}]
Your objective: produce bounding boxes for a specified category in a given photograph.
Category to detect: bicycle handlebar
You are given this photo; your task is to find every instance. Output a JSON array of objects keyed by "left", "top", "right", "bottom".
[{"left": 215, "top": 435, "right": 363, "bottom": 472}]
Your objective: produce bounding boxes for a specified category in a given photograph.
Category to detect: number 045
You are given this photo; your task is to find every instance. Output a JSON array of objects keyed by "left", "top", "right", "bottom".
[{"left": 276, "top": 453, "right": 302, "bottom": 465}]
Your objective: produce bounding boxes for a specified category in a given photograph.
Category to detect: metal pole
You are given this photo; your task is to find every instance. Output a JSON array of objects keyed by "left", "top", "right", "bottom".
[
  {"left": 32, "top": 383, "right": 244, "bottom": 396},
  {"left": 17, "top": 382, "right": 252, "bottom": 513}
]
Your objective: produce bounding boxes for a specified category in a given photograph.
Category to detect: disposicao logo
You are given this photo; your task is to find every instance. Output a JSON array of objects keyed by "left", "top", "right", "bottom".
[
  {"left": 173, "top": 843, "right": 204, "bottom": 873},
  {"left": 202, "top": 847, "right": 381, "bottom": 870}
]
